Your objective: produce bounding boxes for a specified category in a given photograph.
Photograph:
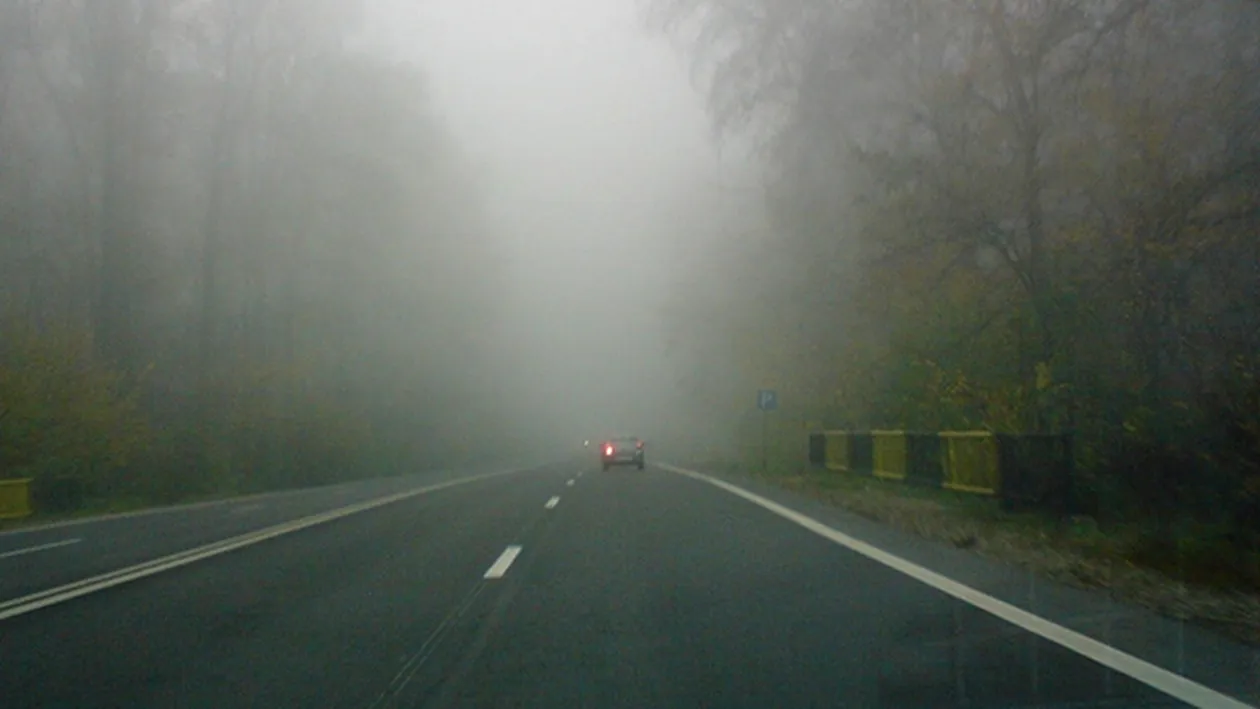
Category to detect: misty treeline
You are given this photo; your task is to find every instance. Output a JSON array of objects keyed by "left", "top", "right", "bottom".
[
  {"left": 651, "top": 0, "right": 1260, "bottom": 560},
  {"left": 0, "top": 0, "right": 508, "bottom": 508}
]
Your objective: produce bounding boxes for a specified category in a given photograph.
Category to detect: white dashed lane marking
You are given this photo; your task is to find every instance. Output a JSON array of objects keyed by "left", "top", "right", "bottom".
[{"left": 483, "top": 546, "right": 523, "bottom": 580}]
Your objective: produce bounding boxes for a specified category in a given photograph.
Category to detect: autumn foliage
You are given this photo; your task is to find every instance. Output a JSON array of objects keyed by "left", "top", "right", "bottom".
[
  {"left": 0, "top": 3, "right": 509, "bottom": 515},
  {"left": 653, "top": 0, "right": 1260, "bottom": 569}
]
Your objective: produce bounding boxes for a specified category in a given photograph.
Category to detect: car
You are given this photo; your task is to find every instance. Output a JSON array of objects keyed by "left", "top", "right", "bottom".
[{"left": 600, "top": 435, "right": 645, "bottom": 471}]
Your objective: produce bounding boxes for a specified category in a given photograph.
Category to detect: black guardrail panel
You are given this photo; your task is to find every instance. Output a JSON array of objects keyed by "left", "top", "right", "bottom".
[
  {"left": 848, "top": 432, "right": 874, "bottom": 475},
  {"left": 904, "top": 433, "right": 944, "bottom": 488},
  {"left": 997, "top": 433, "right": 1075, "bottom": 515},
  {"left": 808, "top": 432, "right": 826, "bottom": 467}
]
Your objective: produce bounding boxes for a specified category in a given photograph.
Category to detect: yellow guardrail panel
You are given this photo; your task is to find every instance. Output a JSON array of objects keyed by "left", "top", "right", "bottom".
[
  {"left": 823, "top": 431, "right": 849, "bottom": 471},
  {"left": 0, "top": 478, "right": 34, "bottom": 520},
  {"left": 871, "top": 430, "right": 907, "bottom": 480},
  {"left": 941, "top": 432, "right": 999, "bottom": 495}
]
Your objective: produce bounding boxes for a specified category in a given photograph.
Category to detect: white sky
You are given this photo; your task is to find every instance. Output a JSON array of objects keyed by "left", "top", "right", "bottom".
[{"left": 361, "top": 0, "right": 738, "bottom": 441}]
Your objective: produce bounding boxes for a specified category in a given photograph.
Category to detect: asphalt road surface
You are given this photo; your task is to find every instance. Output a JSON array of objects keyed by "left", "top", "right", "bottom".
[{"left": 1, "top": 461, "right": 1257, "bottom": 709}]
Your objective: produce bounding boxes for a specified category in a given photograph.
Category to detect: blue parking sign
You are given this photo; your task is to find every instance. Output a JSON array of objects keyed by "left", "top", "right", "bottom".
[{"left": 757, "top": 389, "right": 778, "bottom": 411}]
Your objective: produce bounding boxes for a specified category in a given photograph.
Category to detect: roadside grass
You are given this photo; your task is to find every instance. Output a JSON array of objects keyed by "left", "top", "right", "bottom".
[{"left": 690, "top": 456, "right": 1260, "bottom": 647}]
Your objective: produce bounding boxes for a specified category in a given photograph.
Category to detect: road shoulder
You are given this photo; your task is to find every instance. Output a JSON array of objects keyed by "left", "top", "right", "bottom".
[{"left": 663, "top": 461, "right": 1260, "bottom": 707}]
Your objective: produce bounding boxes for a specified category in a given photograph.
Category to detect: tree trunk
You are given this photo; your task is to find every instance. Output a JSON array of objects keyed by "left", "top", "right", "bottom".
[
  {"left": 198, "top": 22, "right": 243, "bottom": 384},
  {"left": 92, "top": 6, "right": 134, "bottom": 368}
]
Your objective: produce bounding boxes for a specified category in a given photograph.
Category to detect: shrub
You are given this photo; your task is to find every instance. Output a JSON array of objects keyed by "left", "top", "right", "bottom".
[{"left": 0, "top": 319, "right": 149, "bottom": 504}]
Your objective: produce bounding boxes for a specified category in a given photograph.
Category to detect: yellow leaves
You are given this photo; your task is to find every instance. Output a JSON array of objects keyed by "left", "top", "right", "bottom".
[
  {"left": 903, "top": 357, "right": 1074, "bottom": 433},
  {"left": 1234, "top": 354, "right": 1257, "bottom": 382},
  {"left": 1055, "top": 225, "right": 1098, "bottom": 249},
  {"left": 1035, "top": 362, "right": 1053, "bottom": 391},
  {"left": 1244, "top": 475, "right": 1260, "bottom": 497},
  {"left": 0, "top": 319, "right": 149, "bottom": 476}
]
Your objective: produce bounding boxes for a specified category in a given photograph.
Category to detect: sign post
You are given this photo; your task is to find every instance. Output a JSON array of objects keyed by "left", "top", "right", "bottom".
[{"left": 756, "top": 389, "right": 778, "bottom": 474}]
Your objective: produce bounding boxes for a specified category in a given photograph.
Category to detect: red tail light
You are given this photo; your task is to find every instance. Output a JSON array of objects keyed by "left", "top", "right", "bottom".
[{"left": 604, "top": 444, "right": 614, "bottom": 456}]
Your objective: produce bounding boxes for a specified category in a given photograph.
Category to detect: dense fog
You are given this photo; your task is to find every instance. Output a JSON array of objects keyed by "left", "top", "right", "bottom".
[
  {"left": 0, "top": 0, "right": 756, "bottom": 504},
  {"left": 365, "top": 0, "right": 747, "bottom": 453},
  {"left": 3, "top": 0, "right": 1259, "bottom": 554}
]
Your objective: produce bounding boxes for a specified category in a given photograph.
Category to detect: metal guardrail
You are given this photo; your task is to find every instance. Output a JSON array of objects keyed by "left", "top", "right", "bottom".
[
  {"left": 808, "top": 430, "right": 1073, "bottom": 512},
  {"left": 823, "top": 431, "right": 848, "bottom": 471},
  {"left": 941, "top": 432, "right": 1000, "bottom": 495},
  {"left": 871, "top": 430, "right": 907, "bottom": 481},
  {"left": 0, "top": 478, "right": 33, "bottom": 519}
]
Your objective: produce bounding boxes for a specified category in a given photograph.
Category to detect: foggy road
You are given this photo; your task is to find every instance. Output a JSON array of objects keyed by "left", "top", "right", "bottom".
[
  {"left": 3, "top": 0, "right": 1258, "bottom": 706},
  {"left": 0, "top": 469, "right": 519, "bottom": 606},
  {"left": 2, "top": 461, "right": 1256, "bottom": 709}
]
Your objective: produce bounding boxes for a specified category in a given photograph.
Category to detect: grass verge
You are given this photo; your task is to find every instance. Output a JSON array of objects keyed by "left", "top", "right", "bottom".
[{"left": 691, "top": 458, "right": 1260, "bottom": 648}]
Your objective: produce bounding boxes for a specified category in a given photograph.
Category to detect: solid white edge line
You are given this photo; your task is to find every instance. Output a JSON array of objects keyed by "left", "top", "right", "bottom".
[
  {"left": 545, "top": 496, "right": 560, "bottom": 509},
  {"left": 658, "top": 463, "right": 1256, "bottom": 709},
  {"left": 483, "top": 545, "right": 523, "bottom": 579},
  {"left": 0, "top": 538, "right": 82, "bottom": 560},
  {"left": 0, "top": 469, "right": 525, "bottom": 622}
]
